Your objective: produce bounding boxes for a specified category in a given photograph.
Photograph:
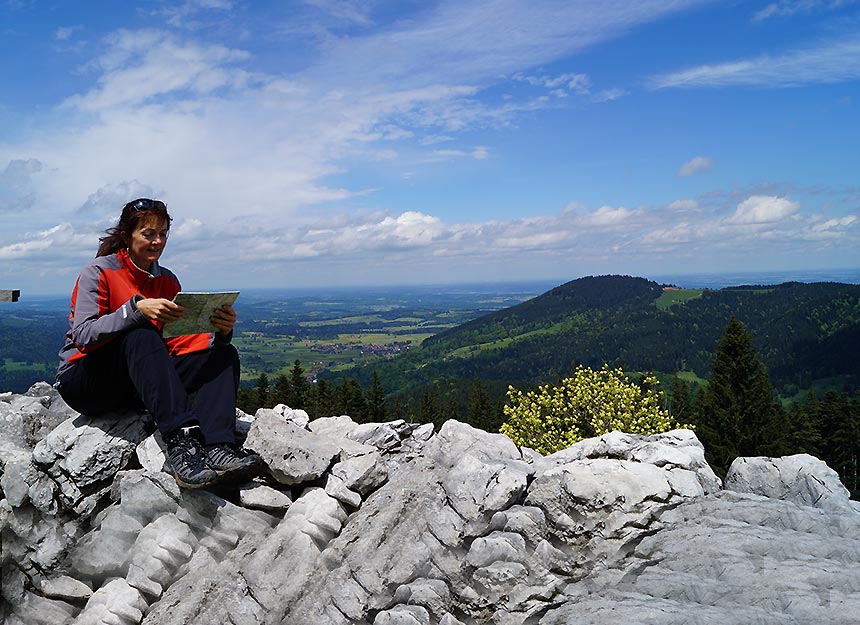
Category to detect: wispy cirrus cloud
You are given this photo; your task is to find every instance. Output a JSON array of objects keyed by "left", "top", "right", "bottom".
[
  {"left": 649, "top": 35, "right": 860, "bottom": 88},
  {"left": 753, "top": 0, "right": 860, "bottom": 21}
]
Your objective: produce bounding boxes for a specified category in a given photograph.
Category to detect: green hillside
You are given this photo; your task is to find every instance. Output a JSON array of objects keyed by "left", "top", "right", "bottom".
[{"left": 332, "top": 275, "right": 860, "bottom": 398}]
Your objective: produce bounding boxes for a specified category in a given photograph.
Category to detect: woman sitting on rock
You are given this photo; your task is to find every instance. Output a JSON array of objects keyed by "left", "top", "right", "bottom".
[{"left": 55, "top": 198, "right": 261, "bottom": 489}]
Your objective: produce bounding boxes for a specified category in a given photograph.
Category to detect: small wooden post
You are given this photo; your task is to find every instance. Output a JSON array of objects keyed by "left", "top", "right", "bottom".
[{"left": 0, "top": 290, "right": 20, "bottom": 302}]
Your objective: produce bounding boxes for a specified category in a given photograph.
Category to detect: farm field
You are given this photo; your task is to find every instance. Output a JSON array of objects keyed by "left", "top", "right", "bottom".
[{"left": 231, "top": 283, "right": 554, "bottom": 382}]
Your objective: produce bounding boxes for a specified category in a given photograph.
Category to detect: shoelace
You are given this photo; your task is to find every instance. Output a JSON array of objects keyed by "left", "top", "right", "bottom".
[
  {"left": 206, "top": 444, "right": 238, "bottom": 464},
  {"left": 170, "top": 435, "right": 205, "bottom": 465}
]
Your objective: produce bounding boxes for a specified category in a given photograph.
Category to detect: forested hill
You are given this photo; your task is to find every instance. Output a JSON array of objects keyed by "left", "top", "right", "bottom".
[
  {"left": 423, "top": 275, "right": 663, "bottom": 346},
  {"left": 340, "top": 275, "right": 860, "bottom": 396}
]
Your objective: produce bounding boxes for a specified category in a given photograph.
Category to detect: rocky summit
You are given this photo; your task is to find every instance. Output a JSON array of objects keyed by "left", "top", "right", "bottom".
[{"left": 2, "top": 383, "right": 859, "bottom": 625}]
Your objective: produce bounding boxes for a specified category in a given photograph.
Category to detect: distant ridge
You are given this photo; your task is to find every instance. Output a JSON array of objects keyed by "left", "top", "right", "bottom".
[{"left": 338, "top": 275, "right": 860, "bottom": 396}]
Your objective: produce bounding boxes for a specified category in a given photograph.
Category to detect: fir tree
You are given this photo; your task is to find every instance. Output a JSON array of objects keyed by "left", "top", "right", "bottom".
[
  {"left": 336, "top": 376, "right": 367, "bottom": 422},
  {"left": 255, "top": 373, "right": 270, "bottom": 412},
  {"left": 819, "top": 390, "right": 860, "bottom": 497},
  {"left": 289, "top": 360, "right": 310, "bottom": 409},
  {"left": 418, "top": 388, "right": 443, "bottom": 429},
  {"left": 271, "top": 373, "right": 292, "bottom": 408},
  {"left": 366, "top": 370, "right": 388, "bottom": 422},
  {"left": 466, "top": 378, "right": 502, "bottom": 432},
  {"left": 697, "top": 316, "right": 785, "bottom": 476},
  {"left": 668, "top": 374, "right": 694, "bottom": 424},
  {"left": 310, "top": 378, "right": 336, "bottom": 419}
]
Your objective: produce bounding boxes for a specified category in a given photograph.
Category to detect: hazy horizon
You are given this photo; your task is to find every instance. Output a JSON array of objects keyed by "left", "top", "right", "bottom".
[{"left": 14, "top": 267, "right": 860, "bottom": 301}]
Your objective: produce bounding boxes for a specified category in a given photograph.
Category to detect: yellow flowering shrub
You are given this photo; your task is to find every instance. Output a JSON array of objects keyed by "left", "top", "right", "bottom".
[{"left": 500, "top": 364, "right": 687, "bottom": 455}]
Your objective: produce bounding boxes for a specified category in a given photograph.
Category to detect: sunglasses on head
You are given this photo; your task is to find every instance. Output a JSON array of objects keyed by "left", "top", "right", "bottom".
[{"left": 129, "top": 198, "right": 166, "bottom": 212}]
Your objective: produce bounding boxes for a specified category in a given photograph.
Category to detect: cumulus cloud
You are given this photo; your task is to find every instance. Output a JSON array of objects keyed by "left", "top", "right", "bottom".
[
  {"left": 4, "top": 186, "right": 858, "bottom": 293},
  {"left": 582, "top": 205, "right": 640, "bottom": 227},
  {"left": 727, "top": 195, "right": 800, "bottom": 224},
  {"left": 678, "top": 156, "right": 714, "bottom": 177}
]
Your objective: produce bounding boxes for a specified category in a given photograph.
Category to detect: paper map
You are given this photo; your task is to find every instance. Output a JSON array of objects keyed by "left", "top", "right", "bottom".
[{"left": 162, "top": 291, "right": 239, "bottom": 338}]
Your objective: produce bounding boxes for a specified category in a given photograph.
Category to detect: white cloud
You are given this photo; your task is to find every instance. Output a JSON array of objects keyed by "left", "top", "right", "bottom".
[
  {"left": 514, "top": 71, "right": 592, "bottom": 96},
  {"left": 0, "top": 158, "right": 44, "bottom": 188},
  {"left": 668, "top": 199, "right": 700, "bottom": 212},
  {"left": 304, "top": 0, "right": 374, "bottom": 26},
  {"left": 650, "top": 36, "right": 860, "bottom": 88},
  {"left": 4, "top": 188, "right": 858, "bottom": 293},
  {"left": 65, "top": 30, "right": 252, "bottom": 112},
  {"left": 592, "top": 88, "right": 627, "bottom": 102},
  {"left": 55, "top": 25, "right": 83, "bottom": 41},
  {"left": 811, "top": 214, "right": 858, "bottom": 231},
  {"left": 678, "top": 156, "right": 714, "bottom": 177},
  {"left": 582, "top": 205, "right": 640, "bottom": 227},
  {"left": 727, "top": 195, "right": 800, "bottom": 224},
  {"left": 312, "top": 0, "right": 714, "bottom": 88},
  {"left": 753, "top": 0, "right": 859, "bottom": 21},
  {"left": 429, "top": 146, "right": 490, "bottom": 161}
]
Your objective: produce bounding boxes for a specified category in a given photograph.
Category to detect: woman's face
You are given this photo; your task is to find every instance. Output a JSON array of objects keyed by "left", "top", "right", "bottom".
[{"left": 125, "top": 216, "right": 169, "bottom": 271}]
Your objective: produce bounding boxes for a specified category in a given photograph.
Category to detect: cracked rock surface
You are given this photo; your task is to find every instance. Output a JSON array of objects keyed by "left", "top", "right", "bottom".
[{"left": 1, "top": 383, "right": 858, "bottom": 624}]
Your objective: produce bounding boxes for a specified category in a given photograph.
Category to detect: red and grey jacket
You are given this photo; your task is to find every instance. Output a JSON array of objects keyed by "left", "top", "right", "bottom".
[{"left": 57, "top": 249, "right": 228, "bottom": 377}]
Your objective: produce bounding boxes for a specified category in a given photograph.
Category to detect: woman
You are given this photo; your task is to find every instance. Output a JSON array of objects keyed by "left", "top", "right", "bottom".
[{"left": 55, "top": 198, "right": 261, "bottom": 488}]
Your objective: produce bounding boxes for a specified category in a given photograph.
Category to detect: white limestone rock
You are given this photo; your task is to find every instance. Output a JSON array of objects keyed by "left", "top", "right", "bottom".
[
  {"left": 331, "top": 450, "right": 388, "bottom": 495},
  {"left": 348, "top": 419, "right": 413, "bottom": 451},
  {"left": 526, "top": 457, "right": 706, "bottom": 557},
  {"left": 374, "top": 605, "right": 431, "bottom": 625},
  {"left": 72, "top": 578, "right": 147, "bottom": 625},
  {"left": 41, "top": 576, "right": 93, "bottom": 602},
  {"left": 135, "top": 433, "right": 166, "bottom": 474},
  {"left": 32, "top": 411, "right": 151, "bottom": 508},
  {"left": 324, "top": 473, "right": 362, "bottom": 507},
  {"left": 548, "top": 428, "right": 721, "bottom": 494},
  {"left": 238, "top": 481, "right": 292, "bottom": 511},
  {"left": 245, "top": 411, "right": 340, "bottom": 485},
  {"left": 6, "top": 591, "right": 79, "bottom": 625},
  {"left": 308, "top": 414, "right": 359, "bottom": 439},
  {"left": 391, "top": 578, "right": 452, "bottom": 620},
  {"left": 270, "top": 403, "right": 311, "bottom": 428},
  {"left": 126, "top": 514, "right": 195, "bottom": 598},
  {"left": 725, "top": 453, "right": 854, "bottom": 512}
]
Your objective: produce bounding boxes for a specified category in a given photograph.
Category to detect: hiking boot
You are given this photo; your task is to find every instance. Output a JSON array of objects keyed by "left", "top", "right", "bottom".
[
  {"left": 164, "top": 427, "right": 218, "bottom": 489},
  {"left": 205, "top": 443, "right": 263, "bottom": 480}
]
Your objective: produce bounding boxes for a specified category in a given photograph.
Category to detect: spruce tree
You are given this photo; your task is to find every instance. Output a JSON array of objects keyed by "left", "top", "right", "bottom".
[
  {"left": 255, "top": 373, "right": 270, "bottom": 412},
  {"left": 271, "top": 373, "right": 293, "bottom": 408},
  {"left": 336, "top": 376, "right": 367, "bottom": 423},
  {"left": 697, "top": 316, "right": 785, "bottom": 476},
  {"left": 669, "top": 374, "right": 694, "bottom": 424},
  {"left": 467, "top": 378, "right": 501, "bottom": 432},
  {"left": 366, "top": 370, "right": 388, "bottom": 422},
  {"left": 289, "top": 359, "right": 310, "bottom": 409},
  {"left": 310, "top": 378, "right": 336, "bottom": 419},
  {"left": 418, "top": 388, "right": 443, "bottom": 429}
]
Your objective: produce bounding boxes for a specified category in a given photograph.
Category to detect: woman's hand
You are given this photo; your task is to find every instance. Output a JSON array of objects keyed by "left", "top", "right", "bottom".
[
  {"left": 210, "top": 304, "right": 237, "bottom": 335},
  {"left": 137, "top": 298, "right": 185, "bottom": 323}
]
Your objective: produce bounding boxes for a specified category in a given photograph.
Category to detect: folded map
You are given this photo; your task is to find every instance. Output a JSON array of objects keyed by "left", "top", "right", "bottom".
[{"left": 162, "top": 291, "right": 239, "bottom": 337}]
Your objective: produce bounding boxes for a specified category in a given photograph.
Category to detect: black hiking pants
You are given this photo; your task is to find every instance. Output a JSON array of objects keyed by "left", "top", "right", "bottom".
[{"left": 56, "top": 325, "right": 239, "bottom": 445}]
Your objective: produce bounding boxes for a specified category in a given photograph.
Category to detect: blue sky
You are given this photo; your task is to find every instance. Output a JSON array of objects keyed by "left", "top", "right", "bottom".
[{"left": 1, "top": 0, "right": 858, "bottom": 294}]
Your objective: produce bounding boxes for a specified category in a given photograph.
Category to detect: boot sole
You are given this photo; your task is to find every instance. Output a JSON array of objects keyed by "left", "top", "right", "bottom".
[
  {"left": 165, "top": 467, "right": 219, "bottom": 489},
  {"left": 210, "top": 460, "right": 262, "bottom": 483}
]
